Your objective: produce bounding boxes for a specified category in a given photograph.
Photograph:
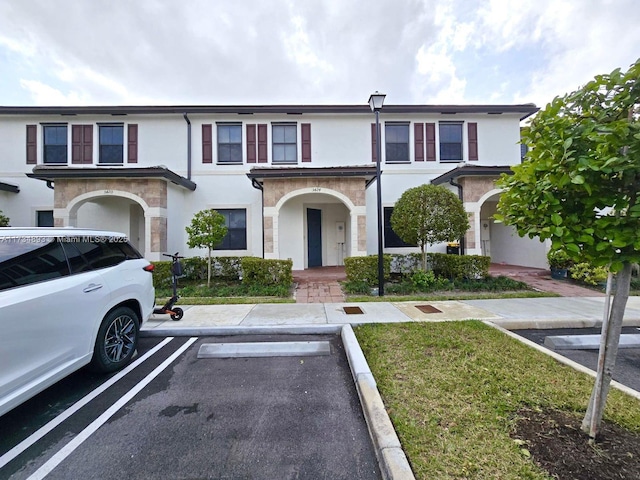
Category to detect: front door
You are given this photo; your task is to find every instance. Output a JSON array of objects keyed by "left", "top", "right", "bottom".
[{"left": 307, "top": 208, "right": 322, "bottom": 268}]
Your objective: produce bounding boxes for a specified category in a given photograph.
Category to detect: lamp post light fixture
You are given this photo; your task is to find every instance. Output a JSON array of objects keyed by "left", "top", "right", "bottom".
[{"left": 368, "top": 91, "right": 386, "bottom": 296}]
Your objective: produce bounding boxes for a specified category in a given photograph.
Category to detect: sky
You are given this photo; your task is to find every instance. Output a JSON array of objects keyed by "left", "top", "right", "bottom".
[{"left": 0, "top": 0, "right": 638, "bottom": 110}]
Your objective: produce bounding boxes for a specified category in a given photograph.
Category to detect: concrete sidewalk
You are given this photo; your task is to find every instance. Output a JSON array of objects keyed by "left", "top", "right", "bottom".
[{"left": 142, "top": 296, "right": 640, "bottom": 333}]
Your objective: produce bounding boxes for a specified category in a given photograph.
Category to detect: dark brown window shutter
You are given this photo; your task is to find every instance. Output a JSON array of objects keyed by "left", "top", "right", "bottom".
[
  {"left": 426, "top": 123, "right": 436, "bottom": 161},
  {"left": 301, "top": 123, "right": 311, "bottom": 162},
  {"left": 414, "top": 123, "right": 424, "bottom": 162},
  {"left": 26, "top": 125, "right": 37, "bottom": 164},
  {"left": 127, "top": 124, "right": 138, "bottom": 163},
  {"left": 257, "top": 124, "right": 268, "bottom": 163},
  {"left": 246, "top": 124, "right": 257, "bottom": 163},
  {"left": 202, "top": 124, "right": 212, "bottom": 163},
  {"left": 371, "top": 123, "right": 377, "bottom": 162},
  {"left": 468, "top": 122, "right": 478, "bottom": 161},
  {"left": 72, "top": 125, "right": 93, "bottom": 164}
]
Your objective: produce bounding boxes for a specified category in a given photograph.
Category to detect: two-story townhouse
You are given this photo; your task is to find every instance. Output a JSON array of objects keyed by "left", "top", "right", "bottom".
[{"left": 0, "top": 103, "right": 547, "bottom": 269}]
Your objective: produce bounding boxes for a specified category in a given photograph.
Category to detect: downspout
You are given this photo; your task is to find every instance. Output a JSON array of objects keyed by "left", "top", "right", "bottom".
[
  {"left": 250, "top": 179, "right": 265, "bottom": 259},
  {"left": 449, "top": 178, "right": 465, "bottom": 255},
  {"left": 183, "top": 113, "right": 192, "bottom": 180}
]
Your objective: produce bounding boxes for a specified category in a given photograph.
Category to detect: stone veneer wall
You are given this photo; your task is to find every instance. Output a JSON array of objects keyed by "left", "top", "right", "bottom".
[
  {"left": 262, "top": 177, "right": 368, "bottom": 256},
  {"left": 53, "top": 179, "right": 167, "bottom": 209},
  {"left": 262, "top": 178, "right": 366, "bottom": 208},
  {"left": 52, "top": 178, "right": 168, "bottom": 254},
  {"left": 459, "top": 176, "right": 501, "bottom": 251}
]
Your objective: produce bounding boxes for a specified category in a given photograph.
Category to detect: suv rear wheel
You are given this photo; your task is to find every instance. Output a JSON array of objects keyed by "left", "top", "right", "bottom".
[{"left": 91, "top": 306, "right": 140, "bottom": 372}]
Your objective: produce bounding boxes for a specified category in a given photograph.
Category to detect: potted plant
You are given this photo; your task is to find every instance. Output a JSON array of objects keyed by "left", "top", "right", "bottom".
[{"left": 547, "top": 248, "right": 572, "bottom": 279}]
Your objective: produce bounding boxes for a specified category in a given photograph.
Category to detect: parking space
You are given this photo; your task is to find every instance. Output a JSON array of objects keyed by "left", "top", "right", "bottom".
[
  {"left": 510, "top": 326, "right": 640, "bottom": 392},
  {"left": 1, "top": 335, "right": 380, "bottom": 480}
]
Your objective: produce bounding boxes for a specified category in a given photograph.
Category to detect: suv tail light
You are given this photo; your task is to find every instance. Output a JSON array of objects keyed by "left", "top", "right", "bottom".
[{"left": 143, "top": 264, "right": 155, "bottom": 272}]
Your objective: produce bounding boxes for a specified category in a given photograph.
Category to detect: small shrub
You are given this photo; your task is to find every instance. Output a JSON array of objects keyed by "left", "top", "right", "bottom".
[
  {"left": 342, "top": 280, "right": 372, "bottom": 295},
  {"left": 569, "top": 262, "right": 608, "bottom": 286},
  {"left": 547, "top": 248, "right": 573, "bottom": 269},
  {"left": 385, "top": 280, "right": 416, "bottom": 295},
  {"left": 411, "top": 270, "right": 436, "bottom": 290},
  {"left": 454, "top": 275, "right": 529, "bottom": 292}
]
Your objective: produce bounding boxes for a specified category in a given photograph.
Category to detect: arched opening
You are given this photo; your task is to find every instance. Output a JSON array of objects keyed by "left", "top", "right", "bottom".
[
  {"left": 277, "top": 191, "right": 352, "bottom": 270},
  {"left": 478, "top": 189, "right": 548, "bottom": 268},
  {"left": 67, "top": 192, "right": 149, "bottom": 256}
]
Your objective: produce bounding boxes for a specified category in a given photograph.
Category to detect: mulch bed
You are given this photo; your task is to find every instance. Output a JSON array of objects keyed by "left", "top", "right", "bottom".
[{"left": 512, "top": 408, "right": 640, "bottom": 479}]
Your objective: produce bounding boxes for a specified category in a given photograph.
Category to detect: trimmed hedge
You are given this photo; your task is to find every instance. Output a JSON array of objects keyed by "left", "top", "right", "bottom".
[
  {"left": 428, "top": 252, "right": 491, "bottom": 280},
  {"left": 344, "top": 255, "right": 392, "bottom": 285},
  {"left": 152, "top": 255, "right": 274, "bottom": 286},
  {"left": 241, "top": 257, "right": 293, "bottom": 288},
  {"left": 345, "top": 252, "right": 490, "bottom": 286}
]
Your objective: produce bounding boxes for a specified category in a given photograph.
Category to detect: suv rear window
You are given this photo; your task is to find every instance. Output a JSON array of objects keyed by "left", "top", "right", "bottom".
[
  {"left": 0, "top": 236, "right": 143, "bottom": 291},
  {"left": 0, "top": 238, "right": 70, "bottom": 291}
]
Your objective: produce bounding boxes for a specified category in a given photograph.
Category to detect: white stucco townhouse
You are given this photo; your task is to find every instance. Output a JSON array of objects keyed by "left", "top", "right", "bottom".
[{"left": 0, "top": 103, "right": 548, "bottom": 269}]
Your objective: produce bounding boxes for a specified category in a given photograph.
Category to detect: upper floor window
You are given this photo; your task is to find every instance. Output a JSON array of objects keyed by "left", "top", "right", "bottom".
[
  {"left": 99, "top": 125, "right": 123, "bottom": 164},
  {"left": 272, "top": 124, "right": 297, "bottom": 164},
  {"left": 439, "top": 122, "right": 463, "bottom": 162},
  {"left": 214, "top": 209, "right": 247, "bottom": 250},
  {"left": 43, "top": 125, "right": 68, "bottom": 164},
  {"left": 385, "top": 123, "right": 409, "bottom": 163},
  {"left": 217, "top": 124, "right": 242, "bottom": 164}
]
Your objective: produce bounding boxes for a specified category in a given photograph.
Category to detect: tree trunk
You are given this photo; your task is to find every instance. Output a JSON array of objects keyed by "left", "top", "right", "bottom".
[
  {"left": 207, "top": 248, "right": 212, "bottom": 288},
  {"left": 421, "top": 244, "right": 427, "bottom": 271},
  {"left": 581, "top": 262, "right": 632, "bottom": 439}
]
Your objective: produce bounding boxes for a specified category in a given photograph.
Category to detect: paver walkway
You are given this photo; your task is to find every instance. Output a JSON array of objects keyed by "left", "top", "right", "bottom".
[
  {"left": 293, "top": 266, "right": 346, "bottom": 303},
  {"left": 489, "top": 263, "right": 605, "bottom": 297}
]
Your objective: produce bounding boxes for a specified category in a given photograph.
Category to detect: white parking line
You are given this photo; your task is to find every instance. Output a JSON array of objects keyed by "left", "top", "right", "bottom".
[
  {"left": 26, "top": 337, "right": 198, "bottom": 480},
  {"left": 0, "top": 337, "right": 174, "bottom": 470}
]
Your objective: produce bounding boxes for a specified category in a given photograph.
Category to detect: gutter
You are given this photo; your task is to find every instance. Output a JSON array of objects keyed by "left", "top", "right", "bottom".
[{"left": 183, "top": 113, "right": 192, "bottom": 180}]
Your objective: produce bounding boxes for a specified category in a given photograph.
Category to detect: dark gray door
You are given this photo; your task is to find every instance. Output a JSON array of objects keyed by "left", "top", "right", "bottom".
[{"left": 307, "top": 208, "right": 322, "bottom": 267}]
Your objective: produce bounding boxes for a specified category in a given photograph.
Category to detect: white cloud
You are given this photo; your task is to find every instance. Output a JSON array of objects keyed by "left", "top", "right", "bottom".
[{"left": 0, "top": 0, "right": 638, "bottom": 108}]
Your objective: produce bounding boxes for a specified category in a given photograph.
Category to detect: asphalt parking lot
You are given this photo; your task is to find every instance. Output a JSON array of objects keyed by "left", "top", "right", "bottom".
[
  {"left": 0, "top": 335, "right": 380, "bottom": 480},
  {"left": 510, "top": 326, "right": 640, "bottom": 392}
]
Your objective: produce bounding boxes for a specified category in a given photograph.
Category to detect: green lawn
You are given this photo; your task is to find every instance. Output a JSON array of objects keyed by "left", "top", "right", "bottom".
[{"left": 355, "top": 321, "right": 640, "bottom": 479}]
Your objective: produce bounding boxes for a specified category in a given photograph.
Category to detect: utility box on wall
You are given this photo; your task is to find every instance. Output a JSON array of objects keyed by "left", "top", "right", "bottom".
[{"left": 335, "top": 221, "right": 345, "bottom": 243}]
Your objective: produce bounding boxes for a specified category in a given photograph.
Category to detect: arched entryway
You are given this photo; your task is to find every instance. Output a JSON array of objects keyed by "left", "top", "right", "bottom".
[
  {"left": 477, "top": 189, "right": 548, "bottom": 268},
  {"left": 249, "top": 167, "right": 375, "bottom": 270},
  {"left": 277, "top": 190, "right": 352, "bottom": 269},
  {"left": 67, "top": 193, "right": 148, "bottom": 255}
]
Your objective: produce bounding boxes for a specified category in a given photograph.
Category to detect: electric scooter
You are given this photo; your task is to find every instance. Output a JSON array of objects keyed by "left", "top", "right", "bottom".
[{"left": 153, "top": 252, "right": 184, "bottom": 321}]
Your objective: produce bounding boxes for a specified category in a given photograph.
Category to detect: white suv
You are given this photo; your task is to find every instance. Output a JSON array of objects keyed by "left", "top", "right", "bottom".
[{"left": 0, "top": 228, "right": 155, "bottom": 417}]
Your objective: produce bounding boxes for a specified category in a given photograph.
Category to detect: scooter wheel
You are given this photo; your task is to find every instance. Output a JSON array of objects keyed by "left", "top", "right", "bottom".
[{"left": 170, "top": 308, "right": 184, "bottom": 321}]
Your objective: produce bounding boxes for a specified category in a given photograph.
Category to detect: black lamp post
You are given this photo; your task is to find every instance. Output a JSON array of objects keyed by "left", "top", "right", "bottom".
[{"left": 368, "top": 91, "right": 386, "bottom": 296}]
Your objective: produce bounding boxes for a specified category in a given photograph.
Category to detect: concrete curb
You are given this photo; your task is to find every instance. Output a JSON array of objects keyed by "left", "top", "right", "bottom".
[
  {"left": 341, "top": 325, "right": 415, "bottom": 480},
  {"left": 490, "top": 318, "right": 640, "bottom": 330},
  {"left": 140, "top": 324, "right": 342, "bottom": 337},
  {"left": 483, "top": 321, "right": 640, "bottom": 401}
]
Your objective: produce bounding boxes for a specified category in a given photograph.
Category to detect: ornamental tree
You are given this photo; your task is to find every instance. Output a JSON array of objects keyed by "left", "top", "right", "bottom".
[
  {"left": 185, "top": 209, "right": 228, "bottom": 287},
  {"left": 0, "top": 210, "right": 9, "bottom": 227},
  {"left": 391, "top": 184, "right": 469, "bottom": 270},
  {"left": 495, "top": 58, "right": 640, "bottom": 440}
]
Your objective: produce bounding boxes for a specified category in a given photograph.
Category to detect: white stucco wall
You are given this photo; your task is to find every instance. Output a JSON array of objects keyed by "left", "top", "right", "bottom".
[{"left": 1, "top": 107, "right": 534, "bottom": 266}]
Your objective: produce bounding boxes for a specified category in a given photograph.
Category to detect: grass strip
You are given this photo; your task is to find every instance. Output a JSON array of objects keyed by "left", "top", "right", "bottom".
[{"left": 355, "top": 321, "right": 640, "bottom": 479}]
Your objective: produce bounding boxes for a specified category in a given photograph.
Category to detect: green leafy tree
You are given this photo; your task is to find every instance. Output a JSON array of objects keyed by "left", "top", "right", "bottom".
[
  {"left": 495, "top": 58, "right": 640, "bottom": 440},
  {"left": 185, "top": 209, "right": 228, "bottom": 287},
  {"left": 391, "top": 184, "right": 469, "bottom": 270},
  {"left": 0, "top": 210, "right": 9, "bottom": 227}
]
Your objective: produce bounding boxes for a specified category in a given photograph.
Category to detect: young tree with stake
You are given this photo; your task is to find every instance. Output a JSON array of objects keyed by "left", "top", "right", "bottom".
[
  {"left": 185, "top": 209, "right": 228, "bottom": 287},
  {"left": 496, "top": 58, "right": 640, "bottom": 441}
]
